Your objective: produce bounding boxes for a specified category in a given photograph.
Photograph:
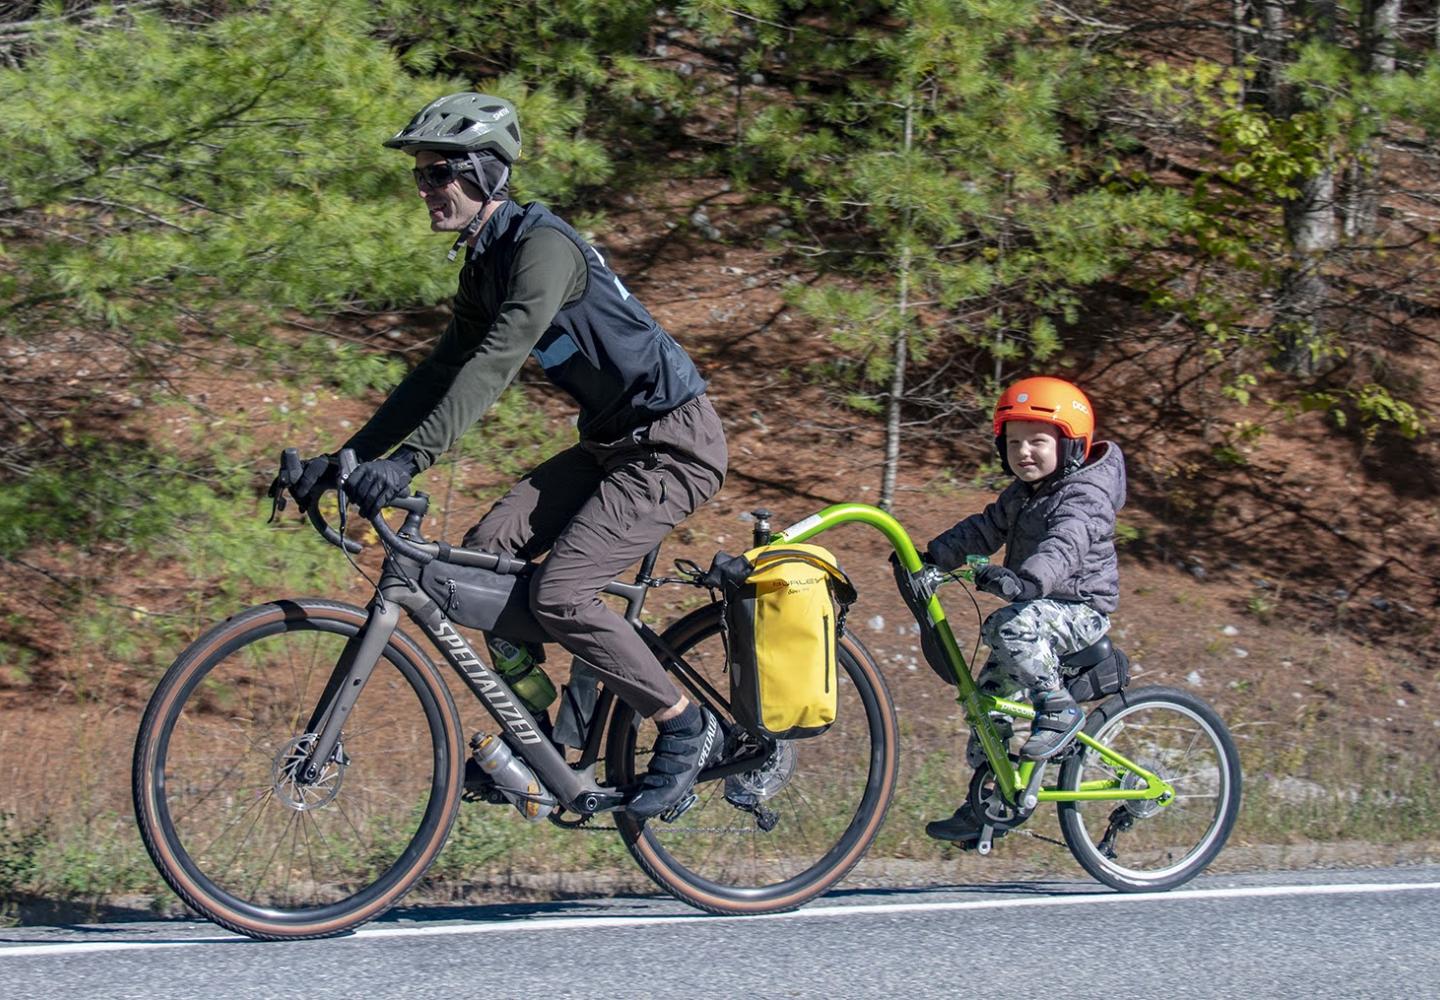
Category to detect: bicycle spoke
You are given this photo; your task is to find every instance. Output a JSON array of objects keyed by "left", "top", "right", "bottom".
[
  {"left": 1058, "top": 689, "right": 1240, "bottom": 891},
  {"left": 138, "top": 603, "right": 456, "bottom": 933},
  {"left": 617, "top": 608, "right": 894, "bottom": 909}
]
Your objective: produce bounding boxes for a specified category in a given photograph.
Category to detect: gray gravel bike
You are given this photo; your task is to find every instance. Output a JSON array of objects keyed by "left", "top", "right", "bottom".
[{"left": 132, "top": 449, "right": 898, "bottom": 940}]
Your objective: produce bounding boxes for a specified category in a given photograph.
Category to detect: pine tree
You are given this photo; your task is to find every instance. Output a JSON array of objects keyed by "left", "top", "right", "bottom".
[
  {"left": 1101, "top": 0, "right": 1438, "bottom": 434},
  {"left": 720, "top": 0, "right": 1184, "bottom": 506}
]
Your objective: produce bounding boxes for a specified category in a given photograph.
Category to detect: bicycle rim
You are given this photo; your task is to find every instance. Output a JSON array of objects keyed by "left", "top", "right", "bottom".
[
  {"left": 133, "top": 600, "right": 463, "bottom": 939},
  {"left": 610, "top": 605, "right": 898, "bottom": 914},
  {"left": 1057, "top": 686, "right": 1242, "bottom": 891}
]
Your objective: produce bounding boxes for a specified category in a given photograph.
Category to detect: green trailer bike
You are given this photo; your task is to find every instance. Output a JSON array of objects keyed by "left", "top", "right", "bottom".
[
  {"left": 133, "top": 452, "right": 1240, "bottom": 939},
  {"left": 765, "top": 502, "right": 1241, "bottom": 892}
]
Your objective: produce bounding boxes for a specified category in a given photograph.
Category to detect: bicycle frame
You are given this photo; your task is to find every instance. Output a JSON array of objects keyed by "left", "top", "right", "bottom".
[
  {"left": 770, "top": 503, "right": 1174, "bottom": 812},
  {"left": 294, "top": 540, "right": 760, "bottom": 817}
]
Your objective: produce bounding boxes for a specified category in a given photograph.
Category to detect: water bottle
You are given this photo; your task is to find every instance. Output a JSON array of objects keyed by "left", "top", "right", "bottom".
[
  {"left": 470, "top": 733, "right": 554, "bottom": 821},
  {"left": 486, "top": 637, "right": 557, "bottom": 713}
]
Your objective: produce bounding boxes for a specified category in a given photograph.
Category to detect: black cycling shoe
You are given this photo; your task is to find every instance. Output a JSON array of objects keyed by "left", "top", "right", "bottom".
[
  {"left": 1019, "top": 689, "right": 1084, "bottom": 760},
  {"left": 924, "top": 801, "right": 1008, "bottom": 850},
  {"left": 626, "top": 706, "right": 722, "bottom": 821},
  {"left": 926, "top": 802, "right": 983, "bottom": 842}
]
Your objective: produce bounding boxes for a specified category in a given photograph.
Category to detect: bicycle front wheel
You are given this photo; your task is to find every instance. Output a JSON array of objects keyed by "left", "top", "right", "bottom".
[
  {"left": 608, "top": 603, "right": 899, "bottom": 914},
  {"left": 1056, "top": 685, "right": 1242, "bottom": 892},
  {"left": 133, "top": 599, "right": 464, "bottom": 939}
]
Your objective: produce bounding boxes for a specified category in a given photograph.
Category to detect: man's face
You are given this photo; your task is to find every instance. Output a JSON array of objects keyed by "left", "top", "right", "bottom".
[
  {"left": 413, "top": 150, "right": 487, "bottom": 232},
  {"left": 1004, "top": 420, "right": 1060, "bottom": 483}
]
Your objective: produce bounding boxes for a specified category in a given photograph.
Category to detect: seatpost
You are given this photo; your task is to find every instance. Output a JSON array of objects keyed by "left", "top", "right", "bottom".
[
  {"left": 637, "top": 545, "right": 661, "bottom": 582},
  {"left": 751, "top": 509, "right": 773, "bottom": 548}
]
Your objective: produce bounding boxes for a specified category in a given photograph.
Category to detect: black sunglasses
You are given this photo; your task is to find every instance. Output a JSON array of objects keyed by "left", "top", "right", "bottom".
[{"left": 411, "top": 158, "right": 470, "bottom": 190}]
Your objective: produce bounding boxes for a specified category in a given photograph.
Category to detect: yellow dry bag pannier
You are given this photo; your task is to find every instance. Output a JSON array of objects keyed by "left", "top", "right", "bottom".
[{"left": 724, "top": 543, "right": 858, "bottom": 739}]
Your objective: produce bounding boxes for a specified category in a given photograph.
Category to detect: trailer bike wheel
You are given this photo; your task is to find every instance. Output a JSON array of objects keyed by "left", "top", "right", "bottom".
[{"left": 1056, "top": 685, "right": 1242, "bottom": 892}]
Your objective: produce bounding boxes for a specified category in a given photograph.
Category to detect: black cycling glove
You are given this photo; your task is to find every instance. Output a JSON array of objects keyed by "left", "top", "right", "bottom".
[
  {"left": 348, "top": 448, "right": 422, "bottom": 519},
  {"left": 290, "top": 453, "right": 339, "bottom": 512},
  {"left": 974, "top": 564, "right": 1042, "bottom": 602}
]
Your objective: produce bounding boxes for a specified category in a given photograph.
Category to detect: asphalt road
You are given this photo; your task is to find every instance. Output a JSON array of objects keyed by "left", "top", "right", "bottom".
[{"left": 4, "top": 866, "right": 1438, "bottom": 999}]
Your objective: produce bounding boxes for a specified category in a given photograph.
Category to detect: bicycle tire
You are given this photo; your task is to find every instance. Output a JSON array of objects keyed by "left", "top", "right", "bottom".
[
  {"left": 1056, "top": 685, "right": 1242, "bottom": 892},
  {"left": 607, "top": 603, "right": 898, "bottom": 914},
  {"left": 133, "top": 599, "right": 464, "bottom": 939}
]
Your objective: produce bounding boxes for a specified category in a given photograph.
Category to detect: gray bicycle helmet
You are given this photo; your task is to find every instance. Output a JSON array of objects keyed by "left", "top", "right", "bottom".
[{"left": 384, "top": 92, "right": 521, "bottom": 163}]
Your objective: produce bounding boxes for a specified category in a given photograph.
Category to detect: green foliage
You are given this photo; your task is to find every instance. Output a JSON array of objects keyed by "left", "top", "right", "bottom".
[
  {"left": 376, "top": 0, "right": 680, "bottom": 191},
  {"left": 0, "top": 440, "right": 201, "bottom": 559},
  {"left": 1113, "top": 521, "right": 1142, "bottom": 547},
  {"left": 0, "top": 812, "right": 45, "bottom": 900},
  {"left": 736, "top": 0, "right": 1185, "bottom": 403},
  {"left": 1301, "top": 385, "right": 1427, "bottom": 441},
  {"left": 280, "top": 337, "right": 411, "bottom": 397},
  {"left": 449, "top": 386, "right": 574, "bottom": 489},
  {"left": 0, "top": 0, "right": 621, "bottom": 356},
  {"left": 1, "top": 1, "right": 440, "bottom": 340},
  {"left": 429, "top": 802, "right": 629, "bottom": 880},
  {"left": 1131, "top": 37, "right": 1440, "bottom": 438},
  {"left": 0, "top": 810, "right": 158, "bottom": 904}
]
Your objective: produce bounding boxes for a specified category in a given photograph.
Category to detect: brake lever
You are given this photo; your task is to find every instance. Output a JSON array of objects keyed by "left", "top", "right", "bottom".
[
  {"left": 335, "top": 449, "right": 359, "bottom": 526},
  {"left": 267, "top": 447, "right": 306, "bottom": 523}
]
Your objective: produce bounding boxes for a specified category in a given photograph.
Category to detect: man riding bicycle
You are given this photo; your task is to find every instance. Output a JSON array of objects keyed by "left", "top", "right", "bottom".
[{"left": 288, "top": 93, "right": 729, "bottom": 820}]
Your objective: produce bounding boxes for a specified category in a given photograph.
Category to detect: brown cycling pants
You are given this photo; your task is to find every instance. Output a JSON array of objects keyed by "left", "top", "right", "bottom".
[{"left": 462, "top": 394, "right": 727, "bottom": 717}]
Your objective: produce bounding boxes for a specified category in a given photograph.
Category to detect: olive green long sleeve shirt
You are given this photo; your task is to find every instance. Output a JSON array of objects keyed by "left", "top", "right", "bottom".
[{"left": 343, "top": 219, "right": 586, "bottom": 470}]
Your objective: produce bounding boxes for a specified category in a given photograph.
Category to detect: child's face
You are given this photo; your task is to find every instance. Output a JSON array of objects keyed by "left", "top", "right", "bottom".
[{"left": 1004, "top": 420, "right": 1060, "bottom": 483}]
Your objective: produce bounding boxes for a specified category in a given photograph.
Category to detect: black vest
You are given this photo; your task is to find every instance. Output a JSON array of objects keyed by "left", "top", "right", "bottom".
[{"left": 476, "top": 201, "right": 707, "bottom": 441}]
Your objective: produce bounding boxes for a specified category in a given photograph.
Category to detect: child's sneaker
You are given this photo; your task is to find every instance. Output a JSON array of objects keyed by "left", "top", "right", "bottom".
[{"left": 1019, "top": 689, "right": 1084, "bottom": 760}]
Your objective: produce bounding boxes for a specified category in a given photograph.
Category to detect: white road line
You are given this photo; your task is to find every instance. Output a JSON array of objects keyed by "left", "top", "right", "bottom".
[{"left": 3, "top": 881, "right": 1437, "bottom": 958}]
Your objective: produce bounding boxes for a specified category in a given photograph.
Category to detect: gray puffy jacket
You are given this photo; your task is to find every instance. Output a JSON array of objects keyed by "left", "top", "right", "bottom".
[{"left": 926, "top": 441, "right": 1127, "bottom": 613}]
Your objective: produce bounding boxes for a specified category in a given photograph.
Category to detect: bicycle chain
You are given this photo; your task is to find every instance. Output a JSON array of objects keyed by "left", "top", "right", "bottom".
[
  {"left": 1014, "top": 828, "right": 1069, "bottom": 849},
  {"left": 557, "top": 812, "right": 764, "bottom": 835}
]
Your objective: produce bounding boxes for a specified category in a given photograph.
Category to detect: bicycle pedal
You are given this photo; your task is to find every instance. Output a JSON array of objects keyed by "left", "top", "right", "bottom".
[{"left": 659, "top": 791, "right": 698, "bottom": 823}]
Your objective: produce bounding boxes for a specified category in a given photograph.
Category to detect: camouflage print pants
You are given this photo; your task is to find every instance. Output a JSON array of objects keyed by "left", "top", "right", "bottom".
[{"left": 977, "top": 599, "right": 1111, "bottom": 697}]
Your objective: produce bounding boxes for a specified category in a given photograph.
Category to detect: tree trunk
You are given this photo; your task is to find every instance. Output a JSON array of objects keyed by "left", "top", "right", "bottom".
[
  {"left": 880, "top": 102, "right": 915, "bottom": 512},
  {"left": 1232, "top": 0, "right": 1251, "bottom": 104},
  {"left": 1278, "top": 166, "right": 1337, "bottom": 375},
  {"left": 1254, "top": 1, "right": 1289, "bottom": 111},
  {"left": 1370, "top": 0, "right": 1401, "bottom": 73},
  {"left": 1343, "top": 0, "right": 1400, "bottom": 239},
  {"left": 1257, "top": 3, "right": 1340, "bottom": 375}
]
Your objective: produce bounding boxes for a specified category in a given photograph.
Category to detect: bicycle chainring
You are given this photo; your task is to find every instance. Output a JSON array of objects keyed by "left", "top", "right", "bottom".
[{"left": 966, "top": 765, "right": 1027, "bottom": 832}]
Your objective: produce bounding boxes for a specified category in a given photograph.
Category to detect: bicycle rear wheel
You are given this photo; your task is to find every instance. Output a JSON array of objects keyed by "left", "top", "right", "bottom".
[
  {"left": 607, "top": 603, "right": 898, "bottom": 914},
  {"left": 133, "top": 599, "right": 463, "bottom": 939},
  {"left": 1056, "top": 685, "right": 1242, "bottom": 892}
]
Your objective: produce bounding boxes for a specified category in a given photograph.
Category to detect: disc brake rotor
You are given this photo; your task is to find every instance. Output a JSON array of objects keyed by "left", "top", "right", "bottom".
[
  {"left": 272, "top": 734, "right": 345, "bottom": 811},
  {"left": 725, "top": 739, "right": 796, "bottom": 801}
]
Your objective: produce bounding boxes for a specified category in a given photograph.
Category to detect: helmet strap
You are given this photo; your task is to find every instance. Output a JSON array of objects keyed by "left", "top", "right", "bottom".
[{"left": 444, "top": 159, "right": 512, "bottom": 262}]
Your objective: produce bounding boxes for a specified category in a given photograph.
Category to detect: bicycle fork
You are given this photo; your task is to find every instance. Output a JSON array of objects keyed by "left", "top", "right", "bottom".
[{"left": 295, "top": 599, "right": 403, "bottom": 786}]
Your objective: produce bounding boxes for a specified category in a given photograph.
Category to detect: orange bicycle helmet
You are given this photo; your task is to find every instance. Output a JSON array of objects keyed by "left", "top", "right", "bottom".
[{"left": 993, "top": 376, "right": 1095, "bottom": 477}]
